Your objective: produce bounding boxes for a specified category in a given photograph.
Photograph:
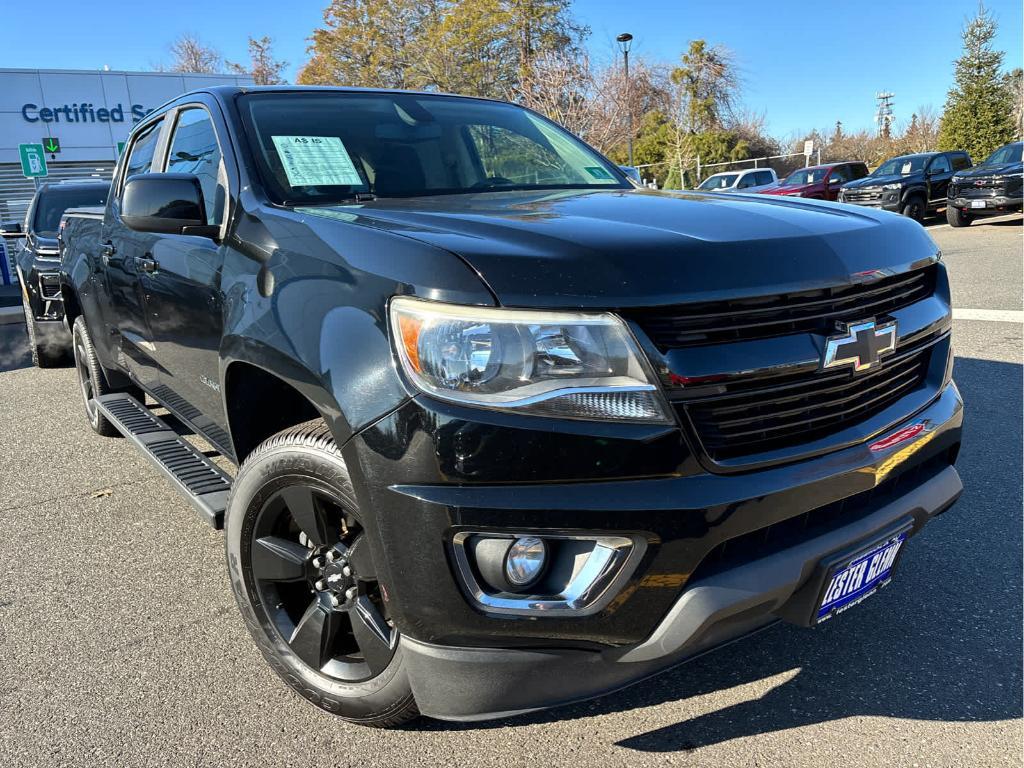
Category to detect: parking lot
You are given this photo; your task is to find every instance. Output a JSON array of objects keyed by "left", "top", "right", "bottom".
[{"left": 0, "top": 216, "right": 1020, "bottom": 768}]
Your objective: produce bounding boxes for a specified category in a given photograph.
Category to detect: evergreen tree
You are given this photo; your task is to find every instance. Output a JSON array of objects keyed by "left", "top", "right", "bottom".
[{"left": 938, "top": 4, "right": 1015, "bottom": 161}]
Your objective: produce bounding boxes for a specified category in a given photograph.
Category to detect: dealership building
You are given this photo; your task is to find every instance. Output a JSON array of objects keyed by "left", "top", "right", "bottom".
[{"left": 0, "top": 67, "right": 252, "bottom": 281}]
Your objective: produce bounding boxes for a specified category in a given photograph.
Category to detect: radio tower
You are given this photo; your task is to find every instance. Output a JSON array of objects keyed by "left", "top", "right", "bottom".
[{"left": 875, "top": 91, "right": 895, "bottom": 138}]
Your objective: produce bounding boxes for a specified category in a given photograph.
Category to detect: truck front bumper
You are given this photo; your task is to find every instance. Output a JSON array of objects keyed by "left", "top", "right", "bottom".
[
  {"left": 345, "top": 377, "right": 963, "bottom": 720},
  {"left": 949, "top": 195, "right": 1023, "bottom": 213}
]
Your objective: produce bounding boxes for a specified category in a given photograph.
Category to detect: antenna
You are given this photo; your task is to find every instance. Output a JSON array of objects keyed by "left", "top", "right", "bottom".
[{"left": 875, "top": 91, "right": 895, "bottom": 138}]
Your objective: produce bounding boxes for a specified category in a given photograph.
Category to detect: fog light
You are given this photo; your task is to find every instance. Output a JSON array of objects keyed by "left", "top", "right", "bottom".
[{"left": 505, "top": 537, "right": 547, "bottom": 587}]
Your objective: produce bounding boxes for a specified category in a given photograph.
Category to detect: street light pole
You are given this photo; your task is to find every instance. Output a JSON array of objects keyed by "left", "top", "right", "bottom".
[{"left": 617, "top": 33, "right": 634, "bottom": 168}]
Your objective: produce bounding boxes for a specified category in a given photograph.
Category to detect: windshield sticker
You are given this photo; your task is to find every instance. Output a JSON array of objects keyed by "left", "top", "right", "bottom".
[
  {"left": 271, "top": 136, "right": 362, "bottom": 187},
  {"left": 584, "top": 166, "right": 614, "bottom": 180}
]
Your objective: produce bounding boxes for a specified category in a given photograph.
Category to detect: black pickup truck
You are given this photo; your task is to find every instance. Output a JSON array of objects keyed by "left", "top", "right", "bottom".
[
  {"left": 9, "top": 181, "right": 109, "bottom": 366},
  {"left": 839, "top": 150, "right": 972, "bottom": 221},
  {"left": 946, "top": 141, "right": 1023, "bottom": 226},
  {"left": 59, "top": 86, "right": 963, "bottom": 727}
]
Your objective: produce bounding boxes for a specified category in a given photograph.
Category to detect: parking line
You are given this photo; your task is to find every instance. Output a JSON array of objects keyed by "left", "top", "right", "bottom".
[{"left": 953, "top": 308, "right": 1024, "bottom": 323}]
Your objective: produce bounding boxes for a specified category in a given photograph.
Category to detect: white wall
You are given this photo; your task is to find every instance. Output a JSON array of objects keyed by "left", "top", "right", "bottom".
[{"left": 0, "top": 68, "right": 253, "bottom": 164}]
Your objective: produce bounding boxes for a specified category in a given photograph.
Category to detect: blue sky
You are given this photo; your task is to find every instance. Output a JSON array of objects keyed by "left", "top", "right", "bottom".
[{"left": 3, "top": 0, "right": 1021, "bottom": 138}]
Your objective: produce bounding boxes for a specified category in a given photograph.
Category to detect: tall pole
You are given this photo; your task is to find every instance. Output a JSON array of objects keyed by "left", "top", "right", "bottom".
[{"left": 617, "top": 33, "right": 634, "bottom": 167}]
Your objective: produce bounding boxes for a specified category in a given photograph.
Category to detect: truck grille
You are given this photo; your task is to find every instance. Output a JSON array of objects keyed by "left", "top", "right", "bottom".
[
  {"left": 630, "top": 265, "right": 936, "bottom": 349},
  {"left": 841, "top": 188, "right": 883, "bottom": 202},
  {"left": 951, "top": 176, "right": 1021, "bottom": 198},
  {"left": 679, "top": 344, "right": 933, "bottom": 461}
]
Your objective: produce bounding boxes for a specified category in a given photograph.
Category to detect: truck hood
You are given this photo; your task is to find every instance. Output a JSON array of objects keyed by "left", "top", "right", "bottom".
[
  {"left": 842, "top": 173, "right": 922, "bottom": 190},
  {"left": 954, "top": 161, "right": 1022, "bottom": 179},
  {"left": 303, "top": 188, "right": 939, "bottom": 308},
  {"left": 761, "top": 183, "right": 820, "bottom": 196}
]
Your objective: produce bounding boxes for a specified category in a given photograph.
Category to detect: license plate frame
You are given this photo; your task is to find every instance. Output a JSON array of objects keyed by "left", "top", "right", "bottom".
[{"left": 813, "top": 527, "right": 910, "bottom": 625}]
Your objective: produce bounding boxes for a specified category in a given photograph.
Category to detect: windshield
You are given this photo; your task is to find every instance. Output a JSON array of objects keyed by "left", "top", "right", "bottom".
[
  {"left": 238, "top": 92, "right": 627, "bottom": 204},
  {"left": 873, "top": 156, "right": 928, "bottom": 176},
  {"left": 781, "top": 168, "right": 827, "bottom": 186},
  {"left": 32, "top": 185, "right": 108, "bottom": 238},
  {"left": 983, "top": 143, "right": 1022, "bottom": 165},
  {"left": 698, "top": 174, "right": 738, "bottom": 190}
]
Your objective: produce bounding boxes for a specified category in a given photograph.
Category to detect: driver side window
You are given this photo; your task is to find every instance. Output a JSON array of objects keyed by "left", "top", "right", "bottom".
[
  {"left": 166, "top": 107, "right": 226, "bottom": 226},
  {"left": 830, "top": 165, "right": 851, "bottom": 183}
]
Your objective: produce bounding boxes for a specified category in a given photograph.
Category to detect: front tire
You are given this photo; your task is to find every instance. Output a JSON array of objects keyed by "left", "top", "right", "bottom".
[
  {"left": 946, "top": 205, "right": 973, "bottom": 227},
  {"left": 21, "top": 302, "right": 63, "bottom": 368},
  {"left": 901, "top": 195, "right": 926, "bottom": 223},
  {"left": 224, "top": 420, "right": 418, "bottom": 728}
]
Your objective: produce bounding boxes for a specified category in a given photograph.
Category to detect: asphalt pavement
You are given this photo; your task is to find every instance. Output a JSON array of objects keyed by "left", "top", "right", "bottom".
[{"left": 0, "top": 214, "right": 1020, "bottom": 767}]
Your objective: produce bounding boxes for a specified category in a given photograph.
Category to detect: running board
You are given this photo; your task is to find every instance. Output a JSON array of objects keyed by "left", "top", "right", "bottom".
[{"left": 95, "top": 393, "right": 231, "bottom": 529}]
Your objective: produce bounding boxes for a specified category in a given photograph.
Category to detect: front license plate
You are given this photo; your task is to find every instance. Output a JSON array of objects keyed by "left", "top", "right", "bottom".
[
  {"left": 970, "top": 200, "right": 986, "bottom": 208},
  {"left": 816, "top": 532, "right": 907, "bottom": 623}
]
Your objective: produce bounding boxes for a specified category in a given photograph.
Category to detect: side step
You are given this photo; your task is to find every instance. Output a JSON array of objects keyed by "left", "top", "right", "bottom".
[{"left": 95, "top": 393, "right": 232, "bottom": 529}]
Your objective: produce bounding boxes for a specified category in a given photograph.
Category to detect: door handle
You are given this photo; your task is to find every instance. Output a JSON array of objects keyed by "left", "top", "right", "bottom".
[
  {"left": 101, "top": 241, "right": 115, "bottom": 266},
  {"left": 135, "top": 255, "right": 159, "bottom": 273}
]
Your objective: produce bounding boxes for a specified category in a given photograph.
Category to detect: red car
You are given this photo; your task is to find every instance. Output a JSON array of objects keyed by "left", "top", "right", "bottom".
[{"left": 761, "top": 161, "right": 869, "bottom": 201}]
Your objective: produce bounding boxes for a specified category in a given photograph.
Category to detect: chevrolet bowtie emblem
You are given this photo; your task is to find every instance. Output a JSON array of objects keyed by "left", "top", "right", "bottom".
[{"left": 822, "top": 320, "right": 897, "bottom": 372}]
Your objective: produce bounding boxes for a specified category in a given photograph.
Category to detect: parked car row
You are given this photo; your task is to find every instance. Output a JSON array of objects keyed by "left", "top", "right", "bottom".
[{"left": 695, "top": 141, "right": 1022, "bottom": 227}]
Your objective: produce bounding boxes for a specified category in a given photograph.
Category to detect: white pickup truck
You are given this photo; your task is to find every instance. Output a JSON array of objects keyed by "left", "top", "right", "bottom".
[{"left": 697, "top": 167, "right": 779, "bottom": 193}]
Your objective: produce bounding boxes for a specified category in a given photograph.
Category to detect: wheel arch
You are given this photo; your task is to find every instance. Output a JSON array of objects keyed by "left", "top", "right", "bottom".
[{"left": 222, "top": 353, "right": 330, "bottom": 464}]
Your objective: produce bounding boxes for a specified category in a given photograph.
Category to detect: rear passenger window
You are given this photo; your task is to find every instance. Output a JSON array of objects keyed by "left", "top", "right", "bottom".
[
  {"left": 757, "top": 171, "right": 774, "bottom": 185},
  {"left": 122, "top": 120, "right": 163, "bottom": 185},
  {"left": 951, "top": 154, "right": 971, "bottom": 171},
  {"left": 737, "top": 173, "right": 756, "bottom": 188},
  {"left": 166, "top": 108, "right": 226, "bottom": 226},
  {"left": 929, "top": 155, "right": 951, "bottom": 174},
  {"left": 851, "top": 164, "right": 869, "bottom": 179}
]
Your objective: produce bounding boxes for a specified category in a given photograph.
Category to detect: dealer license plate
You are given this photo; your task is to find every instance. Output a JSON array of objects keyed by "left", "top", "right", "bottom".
[
  {"left": 816, "top": 532, "right": 907, "bottom": 623},
  {"left": 970, "top": 200, "right": 987, "bottom": 208}
]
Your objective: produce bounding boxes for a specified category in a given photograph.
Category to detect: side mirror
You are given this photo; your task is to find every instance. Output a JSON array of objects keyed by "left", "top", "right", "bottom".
[
  {"left": 122, "top": 173, "right": 217, "bottom": 238},
  {"left": 0, "top": 221, "right": 23, "bottom": 235}
]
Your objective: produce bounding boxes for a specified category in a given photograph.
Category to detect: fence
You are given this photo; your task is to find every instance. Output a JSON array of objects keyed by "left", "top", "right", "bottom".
[{"left": 634, "top": 149, "right": 824, "bottom": 189}]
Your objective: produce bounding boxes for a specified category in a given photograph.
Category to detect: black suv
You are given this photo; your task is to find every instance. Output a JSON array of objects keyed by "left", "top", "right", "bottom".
[
  {"left": 839, "top": 151, "right": 972, "bottom": 221},
  {"left": 946, "top": 141, "right": 1023, "bottom": 226},
  {"left": 58, "top": 87, "right": 963, "bottom": 726},
  {"left": 12, "top": 181, "right": 108, "bottom": 366}
]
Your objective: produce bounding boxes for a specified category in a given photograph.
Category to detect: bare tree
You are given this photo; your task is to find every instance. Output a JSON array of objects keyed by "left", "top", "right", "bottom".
[
  {"left": 170, "top": 34, "right": 223, "bottom": 74},
  {"left": 229, "top": 36, "right": 288, "bottom": 84},
  {"left": 512, "top": 51, "right": 663, "bottom": 156}
]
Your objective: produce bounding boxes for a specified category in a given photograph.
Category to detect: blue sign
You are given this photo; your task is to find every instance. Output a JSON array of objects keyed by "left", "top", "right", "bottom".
[{"left": 21, "top": 103, "right": 150, "bottom": 124}]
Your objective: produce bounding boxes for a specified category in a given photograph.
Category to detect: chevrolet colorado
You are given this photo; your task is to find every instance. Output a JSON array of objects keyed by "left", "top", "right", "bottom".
[{"left": 58, "top": 86, "right": 963, "bottom": 727}]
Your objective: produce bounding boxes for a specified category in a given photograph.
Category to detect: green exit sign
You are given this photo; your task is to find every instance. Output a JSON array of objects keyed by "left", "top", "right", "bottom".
[{"left": 42, "top": 136, "right": 61, "bottom": 154}]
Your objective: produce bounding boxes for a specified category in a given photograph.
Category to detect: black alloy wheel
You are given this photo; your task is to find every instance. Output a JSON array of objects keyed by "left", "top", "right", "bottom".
[
  {"left": 901, "top": 196, "right": 926, "bottom": 222},
  {"left": 250, "top": 483, "right": 398, "bottom": 682},
  {"left": 72, "top": 316, "right": 118, "bottom": 436}
]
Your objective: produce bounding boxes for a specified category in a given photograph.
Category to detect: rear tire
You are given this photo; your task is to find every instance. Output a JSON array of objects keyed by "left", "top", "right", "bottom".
[
  {"left": 72, "top": 316, "right": 119, "bottom": 436},
  {"left": 946, "top": 206, "right": 973, "bottom": 227},
  {"left": 225, "top": 420, "right": 419, "bottom": 728},
  {"left": 901, "top": 195, "right": 926, "bottom": 223}
]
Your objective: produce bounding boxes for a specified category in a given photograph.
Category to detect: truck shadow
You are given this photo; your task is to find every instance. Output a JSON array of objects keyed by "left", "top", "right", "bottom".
[
  {"left": 0, "top": 323, "right": 32, "bottom": 373},
  {"left": 414, "top": 355, "right": 1022, "bottom": 750}
]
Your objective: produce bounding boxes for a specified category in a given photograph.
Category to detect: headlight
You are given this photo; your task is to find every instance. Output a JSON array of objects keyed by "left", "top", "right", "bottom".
[
  {"left": 389, "top": 296, "right": 670, "bottom": 422},
  {"left": 882, "top": 183, "right": 902, "bottom": 191}
]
